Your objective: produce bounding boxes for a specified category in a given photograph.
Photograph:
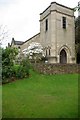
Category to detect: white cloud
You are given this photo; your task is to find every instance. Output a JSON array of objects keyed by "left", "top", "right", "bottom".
[{"left": 0, "top": 0, "right": 79, "bottom": 47}]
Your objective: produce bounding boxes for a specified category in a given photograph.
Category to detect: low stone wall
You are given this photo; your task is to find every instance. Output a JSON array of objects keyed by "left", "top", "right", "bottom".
[{"left": 33, "top": 63, "right": 80, "bottom": 74}]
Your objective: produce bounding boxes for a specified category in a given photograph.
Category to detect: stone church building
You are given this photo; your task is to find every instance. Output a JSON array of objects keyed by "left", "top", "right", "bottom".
[{"left": 10, "top": 2, "right": 76, "bottom": 64}]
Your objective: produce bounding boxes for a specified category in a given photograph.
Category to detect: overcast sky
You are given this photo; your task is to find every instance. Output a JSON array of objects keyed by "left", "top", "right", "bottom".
[{"left": 0, "top": 0, "right": 79, "bottom": 47}]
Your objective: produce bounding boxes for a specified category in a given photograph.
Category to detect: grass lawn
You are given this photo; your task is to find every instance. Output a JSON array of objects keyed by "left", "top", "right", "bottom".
[
  {"left": 0, "top": 85, "right": 2, "bottom": 119},
  {"left": 2, "top": 70, "right": 78, "bottom": 118}
]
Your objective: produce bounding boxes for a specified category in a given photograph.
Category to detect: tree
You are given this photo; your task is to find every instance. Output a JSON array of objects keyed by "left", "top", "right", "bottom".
[
  {"left": 0, "top": 25, "right": 8, "bottom": 47},
  {"left": 2, "top": 47, "right": 18, "bottom": 81},
  {"left": 2, "top": 47, "right": 18, "bottom": 66},
  {"left": 22, "top": 42, "right": 44, "bottom": 63},
  {"left": 75, "top": 16, "right": 80, "bottom": 44},
  {"left": 75, "top": 16, "right": 80, "bottom": 63},
  {"left": 0, "top": 47, "right": 2, "bottom": 84}
]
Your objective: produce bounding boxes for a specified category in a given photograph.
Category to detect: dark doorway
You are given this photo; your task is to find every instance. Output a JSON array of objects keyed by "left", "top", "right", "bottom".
[
  {"left": 60, "top": 49, "right": 67, "bottom": 64},
  {"left": 77, "top": 53, "right": 80, "bottom": 64}
]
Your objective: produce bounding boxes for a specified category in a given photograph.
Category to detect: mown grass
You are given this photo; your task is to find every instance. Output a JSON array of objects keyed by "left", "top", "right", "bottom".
[{"left": 2, "top": 70, "right": 78, "bottom": 118}]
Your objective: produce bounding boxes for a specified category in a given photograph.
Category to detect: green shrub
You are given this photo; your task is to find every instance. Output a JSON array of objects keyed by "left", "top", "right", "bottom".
[
  {"left": 2, "top": 66, "right": 15, "bottom": 84},
  {"left": 16, "top": 58, "right": 30, "bottom": 79},
  {"left": 2, "top": 47, "right": 30, "bottom": 83},
  {"left": 16, "top": 65, "right": 27, "bottom": 79},
  {"left": 11, "top": 59, "right": 30, "bottom": 79},
  {"left": 2, "top": 47, "right": 18, "bottom": 83}
]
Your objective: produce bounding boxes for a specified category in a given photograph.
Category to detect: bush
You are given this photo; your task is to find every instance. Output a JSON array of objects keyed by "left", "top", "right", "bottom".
[
  {"left": 17, "top": 58, "right": 30, "bottom": 78},
  {"left": 2, "top": 47, "right": 30, "bottom": 83},
  {"left": 16, "top": 65, "right": 28, "bottom": 79},
  {"left": 2, "top": 47, "right": 18, "bottom": 83},
  {"left": 2, "top": 66, "right": 16, "bottom": 83},
  {"left": 13, "top": 64, "right": 29, "bottom": 79}
]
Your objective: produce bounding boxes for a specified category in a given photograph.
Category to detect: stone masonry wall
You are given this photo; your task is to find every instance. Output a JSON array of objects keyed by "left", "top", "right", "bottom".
[{"left": 33, "top": 63, "right": 80, "bottom": 74}]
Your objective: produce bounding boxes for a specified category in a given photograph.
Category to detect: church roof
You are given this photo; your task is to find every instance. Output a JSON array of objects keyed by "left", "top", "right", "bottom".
[
  {"left": 23, "top": 33, "right": 40, "bottom": 44},
  {"left": 11, "top": 38, "right": 24, "bottom": 46},
  {"left": 14, "top": 40, "right": 23, "bottom": 45}
]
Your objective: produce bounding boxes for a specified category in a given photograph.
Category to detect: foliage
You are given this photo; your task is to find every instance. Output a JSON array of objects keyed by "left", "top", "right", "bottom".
[
  {"left": 2, "top": 47, "right": 18, "bottom": 82},
  {"left": 0, "top": 47, "right": 2, "bottom": 84},
  {"left": 41, "top": 56, "right": 48, "bottom": 63},
  {"left": 0, "top": 25, "right": 8, "bottom": 47},
  {"left": 2, "top": 47, "right": 18, "bottom": 66},
  {"left": 75, "top": 16, "right": 80, "bottom": 44},
  {"left": 2, "top": 71, "right": 78, "bottom": 118},
  {"left": 75, "top": 16, "right": 80, "bottom": 63},
  {"left": 2, "top": 47, "right": 30, "bottom": 83},
  {"left": 14, "top": 59, "right": 30, "bottom": 79},
  {"left": 22, "top": 42, "right": 44, "bottom": 63}
]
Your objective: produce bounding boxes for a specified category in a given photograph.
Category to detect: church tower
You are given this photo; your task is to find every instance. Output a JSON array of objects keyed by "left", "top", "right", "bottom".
[{"left": 40, "top": 2, "right": 76, "bottom": 63}]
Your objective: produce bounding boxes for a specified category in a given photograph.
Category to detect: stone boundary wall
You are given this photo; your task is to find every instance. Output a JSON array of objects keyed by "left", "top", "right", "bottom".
[{"left": 33, "top": 63, "right": 80, "bottom": 74}]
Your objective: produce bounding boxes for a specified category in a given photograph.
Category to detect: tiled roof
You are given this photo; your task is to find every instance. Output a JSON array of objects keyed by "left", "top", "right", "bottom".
[{"left": 14, "top": 41, "right": 24, "bottom": 45}]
